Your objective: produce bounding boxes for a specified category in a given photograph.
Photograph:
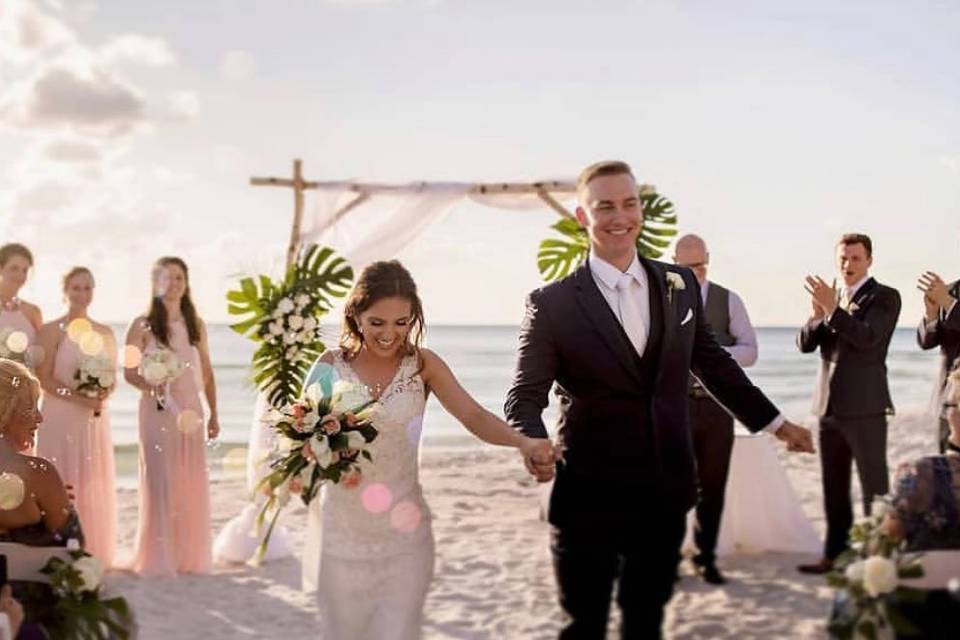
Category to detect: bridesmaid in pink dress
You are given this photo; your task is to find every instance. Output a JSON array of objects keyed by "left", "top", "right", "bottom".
[
  {"left": 0, "top": 243, "right": 43, "bottom": 364},
  {"left": 35, "top": 266, "right": 118, "bottom": 567},
  {"left": 124, "top": 256, "right": 220, "bottom": 577}
]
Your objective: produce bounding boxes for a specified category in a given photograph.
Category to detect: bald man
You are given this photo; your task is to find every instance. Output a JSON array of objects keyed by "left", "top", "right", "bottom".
[{"left": 674, "top": 234, "right": 758, "bottom": 585}]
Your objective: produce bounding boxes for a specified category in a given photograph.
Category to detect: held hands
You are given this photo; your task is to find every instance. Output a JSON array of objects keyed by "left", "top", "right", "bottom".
[
  {"left": 774, "top": 420, "right": 815, "bottom": 454},
  {"left": 519, "top": 437, "right": 561, "bottom": 483},
  {"left": 918, "top": 272, "right": 954, "bottom": 312},
  {"left": 804, "top": 276, "right": 838, "bottom": 318}
]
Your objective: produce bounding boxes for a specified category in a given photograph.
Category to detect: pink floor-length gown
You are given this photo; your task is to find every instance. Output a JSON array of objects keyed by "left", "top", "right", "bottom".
[
  {"left": 36, "top": 329, "right": 118, "bottom": 566},
  {"left": 131, "top": 319, "right": 212, "bottom": 576}
]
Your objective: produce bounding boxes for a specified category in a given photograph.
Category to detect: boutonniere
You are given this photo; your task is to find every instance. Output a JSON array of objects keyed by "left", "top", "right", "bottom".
[
  {"left": 847, "top": 301, "right": 860, "bottom": 313},
  {"left": 665, "top": 272, "right": 685, "bottom": 303}
]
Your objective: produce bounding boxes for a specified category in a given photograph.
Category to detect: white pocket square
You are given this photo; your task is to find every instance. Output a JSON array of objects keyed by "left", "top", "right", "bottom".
[{"left": 680, "top": 309, "right": 693, "bottom": 326}]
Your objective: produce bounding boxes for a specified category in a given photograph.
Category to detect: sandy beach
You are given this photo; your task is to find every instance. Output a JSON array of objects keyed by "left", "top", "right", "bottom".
[{"left": 99, "top": 411, "right": 936, "bottom": 639}]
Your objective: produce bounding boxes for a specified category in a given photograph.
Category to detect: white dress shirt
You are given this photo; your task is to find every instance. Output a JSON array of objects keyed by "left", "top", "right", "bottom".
[
  {"left": 701, "top": 281, "right": 758, "bottom": 368},
  {"left": 588, "top": 252, "right": 650, "bottom": 354}
]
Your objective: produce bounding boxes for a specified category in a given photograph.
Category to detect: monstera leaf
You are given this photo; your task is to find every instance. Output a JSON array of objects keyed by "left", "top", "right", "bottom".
[
  {"left": 536, "top": 186, "right": 679, "bottom": 282},
  {"left": 227, "top": 244, "right": 353, "bottom": 407}
]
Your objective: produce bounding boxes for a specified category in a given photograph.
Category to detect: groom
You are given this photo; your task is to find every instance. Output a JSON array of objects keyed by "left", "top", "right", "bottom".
[{"left": 505, "top": 160, "right": 814, "bottom": 639}]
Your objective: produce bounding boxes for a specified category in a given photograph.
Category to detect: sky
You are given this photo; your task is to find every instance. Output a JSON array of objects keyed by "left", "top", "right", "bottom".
[{"left": 1, "top": 0, "right": 958, "bottom": 327}]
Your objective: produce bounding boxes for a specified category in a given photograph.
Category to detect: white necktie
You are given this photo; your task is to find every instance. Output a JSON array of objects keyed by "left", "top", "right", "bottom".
[
  {"left": 616, "top": 274, "right": 648, "bottom": 356},
  {"left": 841, "top": 287, "right": 853, "bottom": 310}
]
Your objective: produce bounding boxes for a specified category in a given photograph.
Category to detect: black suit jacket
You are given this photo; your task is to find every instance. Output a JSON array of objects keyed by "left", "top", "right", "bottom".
[
  {"left": 797, "top": 278, "right": 901, "bottom": 418},
  {"left": 505, "top": 259, "right": 779, "bottom": 522},
  {"left": 917, "top": 279, "right": 960, "bottom": 407}
]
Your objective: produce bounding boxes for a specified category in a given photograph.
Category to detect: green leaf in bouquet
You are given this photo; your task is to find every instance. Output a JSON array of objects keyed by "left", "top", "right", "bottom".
[
  {"left": 897, "top": 563, "right": 924, "bottom": 579},
  {"left": 884, "top": 600, "right": 921, "bottom": 635},
  {"left": 361, "top": 450, "right": 372, "bottom": 462},
  {"left": 856, "top": 619, "right": 877, "bottom": 640}
]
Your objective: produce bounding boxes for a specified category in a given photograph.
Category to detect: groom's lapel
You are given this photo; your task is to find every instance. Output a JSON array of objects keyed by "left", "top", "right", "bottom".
[
  {"left": 573, "top": 263, "right": 643, "bottom": 384},
  {"left": 642, "top": 258, "right": 674, "bottom": 367}
]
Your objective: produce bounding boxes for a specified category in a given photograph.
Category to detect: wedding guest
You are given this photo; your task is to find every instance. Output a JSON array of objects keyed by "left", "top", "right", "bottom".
[
  {"left": 797, "top": 233, "right": 901, "bottom": 574},
  {"left": 876, "top": 367, "right": 960, "bottom": 637},
  {"left": 0, "top": 244, "right": 42, "bottom": 365},
  {"left": 125, "top": 257, "right": 219, "bottom": 576},
  {"left": 674, "top": 233, "right": 758, "bottom": 585},
  {"left": 916, "top": 270, "right": 960, "bottom": 452},
  {"left": 506, "top": 160, "right": 814, "bottom": 638},
  {"left": 35, "top": 267, "right": 118, "bottom": 567},
  {"left": 0, "top": 359, "right": 83, "bottom": 639}
]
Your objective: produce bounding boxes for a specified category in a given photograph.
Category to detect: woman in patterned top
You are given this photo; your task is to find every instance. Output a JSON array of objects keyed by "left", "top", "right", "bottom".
[{"left": 883, "top": 366, "right": 960, "bottom": 637}]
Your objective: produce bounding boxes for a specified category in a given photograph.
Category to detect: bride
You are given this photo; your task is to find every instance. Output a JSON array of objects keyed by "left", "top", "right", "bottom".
[{"left": 303, "top": 260, "right": 555, "bottom": 640}]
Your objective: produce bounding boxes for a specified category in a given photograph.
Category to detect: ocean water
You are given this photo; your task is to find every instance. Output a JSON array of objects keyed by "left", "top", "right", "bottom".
[
  {"left": 92, "top": 324, "right": 940, "bottom": 480},
  {"left": 99, "top": 324, "right": 943, "bottom": 443}
]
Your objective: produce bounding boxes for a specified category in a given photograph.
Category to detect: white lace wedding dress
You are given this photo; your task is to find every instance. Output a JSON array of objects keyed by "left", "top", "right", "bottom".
[{"left": 306, "top": 349, "right": 434, "bottom": 640}]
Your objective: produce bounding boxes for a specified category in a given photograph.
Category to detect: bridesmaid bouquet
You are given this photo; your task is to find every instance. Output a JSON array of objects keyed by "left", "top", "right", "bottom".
[
  {"left": 75, "top": 354, "right": 116, "bottom": 417},
  {"left": 254, "top": 381, "right": 379, "bottom": 562},
  {"left": 140, "top": 346, "right": 185, "bottom": 411}
]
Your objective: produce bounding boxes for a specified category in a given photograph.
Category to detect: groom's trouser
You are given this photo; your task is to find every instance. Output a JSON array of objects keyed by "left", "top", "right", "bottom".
[
  {"left": 551, "top": 500, "right": 686, "bottom": 639},
  {"left": 689, "top": 393, "right": 735, "bottom": 564},
  {"left": 819, "top": 415, "right": 889, "bottom": 559}
]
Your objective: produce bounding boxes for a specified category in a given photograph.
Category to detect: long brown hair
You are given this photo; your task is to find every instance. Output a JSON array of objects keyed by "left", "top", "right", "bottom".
[
  {"left": 340, "top": 260, "right": 424, "bottom": 360},
  {"left": 147, "top": 256, "right": 201, "bottom": 347},
  {"left": 0, "top": 243, "right": 33, "bottom": 268}
]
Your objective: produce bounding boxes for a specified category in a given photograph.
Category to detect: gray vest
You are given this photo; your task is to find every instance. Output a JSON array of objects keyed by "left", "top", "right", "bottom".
[{"left": 704, "top": 282, "right": 734, "bottom": 347}]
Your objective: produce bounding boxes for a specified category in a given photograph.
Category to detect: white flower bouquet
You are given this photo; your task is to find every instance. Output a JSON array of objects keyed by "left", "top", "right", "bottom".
[
  {"left": 254, "top": 380, "right": 379, "bottom": 562},
  {"left": 75, "top": 354, "right": 116, "bottom": 417},
  {"left": 140, "top": 346, "right": 185, "bottom": 411}
]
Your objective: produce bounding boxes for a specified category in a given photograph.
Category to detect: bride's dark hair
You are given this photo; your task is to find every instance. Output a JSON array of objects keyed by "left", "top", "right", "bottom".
[{"left": 340, "top": 260, "right": 424, "bottom": 361}]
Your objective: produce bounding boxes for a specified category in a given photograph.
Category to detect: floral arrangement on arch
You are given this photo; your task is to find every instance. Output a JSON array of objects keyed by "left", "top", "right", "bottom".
[
  {"left": 826, "top": 498, "right": 925, "bottom": 640},
  {"left": 227, "top": 244, "right": 353, "bottom": 408},
  {"left": 536, "top": 183, "right": 678, "bottom": 282}
]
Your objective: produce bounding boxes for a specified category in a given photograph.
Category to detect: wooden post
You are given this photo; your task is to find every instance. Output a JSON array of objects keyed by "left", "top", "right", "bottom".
[{"left": 250, "top": 158, "right": 314, "bottom": 269}]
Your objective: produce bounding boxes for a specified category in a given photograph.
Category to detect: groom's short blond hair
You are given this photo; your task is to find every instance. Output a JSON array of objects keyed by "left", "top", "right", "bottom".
[{"left": 576, "top": 160, "right": 636, "bottom": 196}]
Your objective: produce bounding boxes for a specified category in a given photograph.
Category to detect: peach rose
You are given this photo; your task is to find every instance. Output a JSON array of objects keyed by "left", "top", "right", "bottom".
[{"left": 341, "top": 468, "right": 362, "bottom": 489}]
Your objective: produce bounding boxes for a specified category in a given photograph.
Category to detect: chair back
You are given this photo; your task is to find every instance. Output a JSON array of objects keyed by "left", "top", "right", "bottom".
[{"left": 0, "top": 542, "right": 72, "bottom": 583}]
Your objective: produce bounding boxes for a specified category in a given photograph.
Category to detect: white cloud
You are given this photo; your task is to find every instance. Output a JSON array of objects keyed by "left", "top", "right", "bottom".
[
  {"left": 0, "top": 0, "right": 75, "bottom": 63},
  {"left": 99, "top": 34, "right": 176, "bottom": 67},
  {"left": 42, "top": 137, "right": 103, "bottom": 163},
  {"left": 220, "top": 50, "right": 256, "bottom": 81},
  {"left": 14, "top": 177, "right": 78, "bottom": 212},
  {"left": 1, "top": 63, "right": 146, "bottom": 137},
  {"left": 163, "top": 90, "right": 200, "bottom": 121}
]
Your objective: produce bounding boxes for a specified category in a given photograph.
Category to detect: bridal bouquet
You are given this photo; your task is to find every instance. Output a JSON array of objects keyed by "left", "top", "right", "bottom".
[
  {"left": 140, "top": 346, "right": 185, "bottom": 411},
  {"left": 22, "top": 540, "right": 135, "bottom": 638},
  {"left": 254, "top": 380, "right": 379, "bottom": 562},
  {"left": 827, "top": 498, "right": 925, "bottom": 640},
  {"left": 75, "top": 354, "right": 115, "bottom": 417}
]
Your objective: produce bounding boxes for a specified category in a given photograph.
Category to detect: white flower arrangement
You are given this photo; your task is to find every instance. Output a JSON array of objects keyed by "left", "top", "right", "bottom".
[
  {"left": 827, "top": 496, "right": 925, "bottom": 639},
  {"left": 140, "top": 346, "right": 186, "bottom": 411},
  {"left": 665, "top": 271, "right": 686, "bottom": 302}
]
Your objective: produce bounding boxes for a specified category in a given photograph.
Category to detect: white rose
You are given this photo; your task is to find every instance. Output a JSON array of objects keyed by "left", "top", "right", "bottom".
[
  {"left": 287, "top": 314, "right": 304, "bottom": 330},
  {"left": 283, "top": 332, "right": 297, "bottom": 345},
  {"left": 269, "top": 321, "right": 283, "bottom": 336},
  {"left": 99, "top": 370, "right": 115, "bottom": 388},
  {"left": 845, "top": 560, "right": 865, "bottom": 584},
  {"left": 277, "top": 297, "right": 295, "bottom": 314},
  {"left": 666, "top": 272, "right": 686, "bottom": 291},
  {"left": 296, "top": 293, "right": 311, "bottom": 308},
  {"left": 862, "top": 556, "right": 898, "bottom": 597},
  {"left": 308, "top": 435, "right": 334, "bottom": 467},
  {"left": 303, "top": 317, "right": 318, "bottom": 332},
  {"left": 142, "top": 361, "right": 169, "bottom": 385},
  {"left": 345, "top": 430, "right": 366, "bottom": 451},
  {"left": 638, "top": 183, "right": 657, "bottom": 197},
  {"left": 73, "top": 556, "right": 104, "bottom": 591},
  {"left": 871, "top": 498, "right": 890, "bottom": 520},
  {"left": 286, "top": 346, "right": 299, "bottom": 360},
  {"left": 298, "top": 330, "right": 313, "bottom": 344}
]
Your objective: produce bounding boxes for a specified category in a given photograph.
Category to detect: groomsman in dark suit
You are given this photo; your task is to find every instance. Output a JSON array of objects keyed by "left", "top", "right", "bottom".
[
  {"left": 797, "top": 233, "right": 901, "bottom": 574},
  {"left": 506, "top": 160, "right": 814, "bottom": 639},
  {"left": 917, "top": 270, "right": 960, "bottom": 452},
  {"left": 674, "top": 234, "right": 759, "bottom": 585}
]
